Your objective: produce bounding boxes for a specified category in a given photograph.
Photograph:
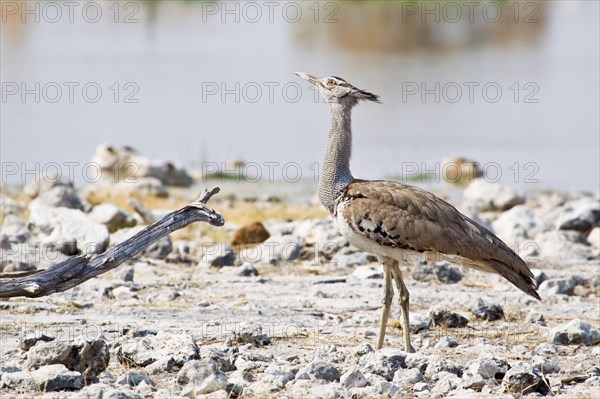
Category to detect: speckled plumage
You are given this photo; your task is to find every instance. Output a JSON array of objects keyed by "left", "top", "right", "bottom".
[
  {"left": 335, "top": 180, "right": 539, "bottom": 299},
  {"left": 295, "top": 72, "right": 540, "bottom": 351}
]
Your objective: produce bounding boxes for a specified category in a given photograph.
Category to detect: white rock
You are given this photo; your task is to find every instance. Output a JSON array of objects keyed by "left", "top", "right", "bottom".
[
  {"left": 535, "top": 230, "right": 594, "bottom": 263},
  {"left": 463, "top": 179, "right": 524, "bottom": 211},
  {"left": 492, "top": 205, "right": 540, "bottom": 244},
  {"left": 556, "top": 197, "right": 600, "bottom": 232},
  {"left": 28, "top": 200, "right": 109, "bottom": 255},
  {"left": 88, "top": 203, "right": 136, "bottom": 233},
  {"left": 588, "top": 227, "right": 600, "bottom": 249},
  {"left": 339, "top": 367, "right": 368, "bottom": 388},
  {"left": 350, "top": 266, "right": 383, "bottom": 280},
  {"left": 177, "top": 360, "right": 228, "bottom": 394},
  {"left": 549, "top": 319, "right": 600, "bottom": 345}
]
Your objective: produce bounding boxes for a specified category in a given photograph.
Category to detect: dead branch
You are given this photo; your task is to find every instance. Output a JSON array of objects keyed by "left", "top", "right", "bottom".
[{"left": 0, "top": 187, "right": 224, "bottom": 298}]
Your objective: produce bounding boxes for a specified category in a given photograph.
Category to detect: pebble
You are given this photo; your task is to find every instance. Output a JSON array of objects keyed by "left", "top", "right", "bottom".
[
  {"left": 359, "top": 348, "right": 407, "bottom": 381},
  {"left": 429, "top": 305, "right": 469, "bottom": 328},
  {"left": 298, "top": 361, "right": 342, "bottom": 382},
  {"left": 339, "top": 367, "right": 368, "bottom": 388},
  {"left": 470, "top": 298, "right": 504, "bottom": 321},
  {"left": 350, "top": 265, "right": 383, "bottom": 280},
  {"left": 177, "top": 360, "right": 228, "bottom": 395},
  {"left": 539, "top": 277, "right": 578, "bottom": 296},
  {"left": 502, "top": 363, "right": 548, "bottom": 395},
  {"left": 411, "top": 261, "right": 463, "bottom": 283},
  {"left": 117, "top": 371, "right": 153, "bottom": 387}
]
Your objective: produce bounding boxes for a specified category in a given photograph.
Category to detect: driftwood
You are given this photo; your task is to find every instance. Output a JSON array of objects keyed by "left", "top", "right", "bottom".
[{"left": 0, "top": 187, "right": 224, "bottom": 299}]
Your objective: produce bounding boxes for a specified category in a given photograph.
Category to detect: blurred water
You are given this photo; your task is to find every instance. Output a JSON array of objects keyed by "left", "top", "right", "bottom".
[{"left": 1, "top": 0, "right": 598, "bottom": 191}]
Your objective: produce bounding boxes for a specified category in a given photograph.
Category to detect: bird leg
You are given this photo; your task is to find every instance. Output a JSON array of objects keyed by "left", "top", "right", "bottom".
[
  {"left": 377, "top": 263, "right": 394, "bottom": 350},
  {"left": 390, "top": 260, "right": 415, "bottom": 353}
]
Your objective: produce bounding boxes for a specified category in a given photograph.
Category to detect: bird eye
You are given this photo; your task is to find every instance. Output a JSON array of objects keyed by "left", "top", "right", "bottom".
[{"left": 327, "top": 79, "right": 336, "bottom": 87}]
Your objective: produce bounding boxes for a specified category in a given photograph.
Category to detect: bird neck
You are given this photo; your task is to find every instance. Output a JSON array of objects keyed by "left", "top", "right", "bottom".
[{"left": 319, "top": 103, "right": 354, "bottom": 212}]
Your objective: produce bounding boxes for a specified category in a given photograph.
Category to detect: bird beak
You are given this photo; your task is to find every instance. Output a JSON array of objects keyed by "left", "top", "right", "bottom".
[{"left": 295, "top": 72, "right": 318, "bottom": 85}]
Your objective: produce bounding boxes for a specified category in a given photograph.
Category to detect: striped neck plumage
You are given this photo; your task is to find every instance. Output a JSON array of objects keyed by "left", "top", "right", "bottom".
[{"left": 319, "top": 102, "right": 354, "bottom": 213}]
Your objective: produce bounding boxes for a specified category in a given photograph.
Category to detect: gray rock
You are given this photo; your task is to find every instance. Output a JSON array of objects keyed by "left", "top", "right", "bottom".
[
  {"left": 0, "top": 214, "right": 30, "bottom": 245},
  {"left": 535, "top": 343, "right": 558, "bottom": 356},
  {"left": 0, "top": 369, "right": 36, "bottom": 390},
  {"left": 429, "top": 305, "right": 469, "bottom": 328},
  {"left": 460, "top": 374, "right": 486, "bottom": 391},
  {"left": 409, "top": 313, "right": 432, "bottom": 333},
  {"left": 36, "top": 364, "right": 83, "bottom": 391},
  {"left": 199, "top": 346, "right": 235, "bottom": 372},
  {"left": 234, "top": 262, "right": 259, "bottom": 277},
  {"left": 470, "top": 298, "right": 504, "bottom": 321},
  {"left": 78, "top": 383, "right": 143, "bottom": 399},
  {"left": 88, "top": 204, "right": 136, "bottom": 233},
  {"left": 28, "top": 201, "right": 109, "bottom": 255},
  {"left": 293, "top": 218, "right": 347, "bottom": 259},
  {"left": 339, "top": 367, "right": 368, "bottom": 388},
  {"left": 198, "top": 244, "right": 236, "bottom": 268},
  {"left": 502, "top": 363, "right": 548, "bottom": 395},
  {"left": 556, "top": 198, "right": 600, "bottom": 233},
  {"left": 425, "top": 356, "right": 463, "bottom": 380},
  {"left": 143, "top": 235, "right": 173, "bottom": 259},
  {"left": 434, "top": 261, "right": 464, "bottom": 283},
  {"left": 7, "top": 364, "right": 82, "bottom": 391},
  {"left": 463, "top": 179, "right": 525, "bottom": 211},
  {"left": 431, "top": 371, "right": 463, "bottom": 395},
  {"left": 350, "top": 266, "right": 383, "bottom": 280},
  {"left": 549, "top": 319, "right": 600, "bottom": 345},
  {"left": 299, "top": 361, "right": 341, "bottom": 382},
  {"left": 117, "top": 266, "right": 135, "bottom": 282},
  {"left": 20, "top": 334, "right": 55, "bottom": 351},
  {"left": 37, "top": 184, "right": 86, "bottom": 210},
  {"left": 155, "top": 331, "right": 199, "bottom": 366},
  {"left": 524, "top": 310, "right": 546, "bottom": 326},
  {"left": 435, "top": 336, "right": 459, "bottom": 348},
  {"left": 117, "top": 336, "right": 159, "bottom": 367},
  {"left": 177, "top": 359, "right": 228, "bottom": 394},
  {"left": 412, "top": 261, "right": 463, "bottom": 284},
  {"left": 145, "top": 356, "right": 176, "bottom": 375},
  {"left": 90, "top": 143, "right": 192, "bottom": 187},
  {"left": 535, "top": 230, "right": 594, "bottom": 263},
  {"left": 466, "top": 357, "right": 508, "bottom": 379},
  {"left": 234, "top": 323, "right": 271, "bottom": 346},
  {"left": 539, "top": 277, "right": 577, "bottom": 296},
  {"left": 532, "top": 356, "right": 560, "bottom": 374},
  {"left": 393, "top": 367, "right": 423, "bottom": 386},
  {"left": 117, "top": 371, "right": 153, "bottom": 387},
  {"left": 307, "top": 383, "right": 341, "bottom": 399},
  {"left": 25, "top": 337, "right": 109, "bottom": 381},
  {"left": 404, "top": 353, "right": 430, "bottom": 372},
  {"left": 359, "top": 348, "right": 407, "bottom": 381}
]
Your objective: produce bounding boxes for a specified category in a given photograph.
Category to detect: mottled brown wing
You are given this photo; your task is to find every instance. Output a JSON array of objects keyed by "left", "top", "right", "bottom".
[{"left": 341, "top": 180, "right": 540, "bottom": 299}]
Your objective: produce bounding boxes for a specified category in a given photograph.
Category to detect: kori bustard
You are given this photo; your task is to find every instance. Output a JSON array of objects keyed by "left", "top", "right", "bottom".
[{"left": 295, "top": 72, "right": 540, "bottom": 352}]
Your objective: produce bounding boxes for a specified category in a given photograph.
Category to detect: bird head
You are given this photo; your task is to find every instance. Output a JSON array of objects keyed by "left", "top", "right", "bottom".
[{"left": 295, "top": 72, "right": 381, "bottom": 106}]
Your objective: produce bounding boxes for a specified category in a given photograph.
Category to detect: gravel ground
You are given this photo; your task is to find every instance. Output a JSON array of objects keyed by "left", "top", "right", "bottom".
[{"left": 1, "top": 176, "right": 599, "bottom": 398}]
